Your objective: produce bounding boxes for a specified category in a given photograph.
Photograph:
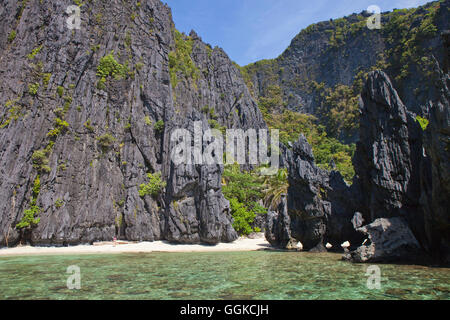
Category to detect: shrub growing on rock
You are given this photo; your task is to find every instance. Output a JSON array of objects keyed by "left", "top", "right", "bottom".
[{"left": 139, "top": 172, "right": 166, "bottom": 198}]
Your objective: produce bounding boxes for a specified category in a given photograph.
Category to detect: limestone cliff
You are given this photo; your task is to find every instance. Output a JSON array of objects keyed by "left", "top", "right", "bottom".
[{"left": 0, "top": 0, "right": 265, "bottom": 246}]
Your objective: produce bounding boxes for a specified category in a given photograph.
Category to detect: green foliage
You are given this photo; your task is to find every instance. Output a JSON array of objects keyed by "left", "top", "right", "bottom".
[
  {"left": 258, "top": 85, "right": 284, "bottom": 114},
  {"left": 27, "top": 45, "right": 43, "bottom": 60},
  {"left": 135, "top": 62, "right": 144, "bottom": 71},
  {"left": 17, "top": 175, "right": 41, "bottom": 230},
  {"left": 264, "top": 110, "right": 355, "bottom": 183},
  {"left": 229, "top": 198, "right": 255, "bottom": 236},
  {"left": 47, "top": 118, "right": 69, "bottom": 138},
  {"left": 240, "top": 59, "right": 278, "bottom": 99},
  {"left": 57, "top": 162, "right": 67, "bottom": 172},
  {"left": 8, "top": 30, "right": 16, "bottom": 43},
  {"left": 313, "top": 138, "right": 356, "bottom": 182},
  {"left": 84, "top": 119, "right": 95, "bottom": 133},
  {"left": 201, "top": 105, "right": 211, "bottom": 114},
  {"left": 261, "top": 168, "right": 288, "bottom": 210},
  {"left": 63, "top": 95, "right": 73, "bottom": 112},
  {"left": 42, "top": 73, "right": 51, "bottom": 89},
  {"left": 32, "top": 175, "right": 41, "bottom": 200},
  {"left": 325, "top": 17, "right": 364, "bottom": 49},
  {"left": 1, "top": 99, "right": 24, "bottom": 128},
  {"left": 222, "top": 164, "right": 278, "bottom": 235},
  {"left": 91, "top": 44, "right": 100, "bottom": 53},
  {"left": 97, "top": 77, "right": 106, "bottom": 90},
  {"left": 32, "top": 150, "right": 51, "bottom": 173},
  {"left": 96, "top": 51, "right": 128, "bottom": 89},
  {"left": 16, "top": 205, "right": 41, "bottom": 229},
  {"left": 208, "top": 119, "right": 226, "bottom": 134},
  {"left": 125, "top": 32, "right": 132, "bottom": 48},
  {"left": 169, "top": 29, "right": 200, "bottom": 89},
  {"left": 320, "top": 84, "right": 360, "bottom": 138},
  {"left": 235, "top": 62, "right": 256, "bottom": 97},
  {"left": 53, "top": 108, "right": 65, "bottom": 119},
  {"left": 416, "top": 116, "right": 429, "bottom": 131},
  {"left": 154, "top": 120, "right": 165, "bottom": 134},
  {"left": 56, "top": 86, "right": 64, "bottom": 98},
  {"left": 222, "top": 163, "right": 265, "bottom": 204},
  {"left": 55, "top": 198, "right": 64, "bottom": 209},
  {"left": 95, "top": 13, "right": 102, "bottom": 24},
  {"left": 144, "top": 116, "right": 152, "bottom": 126},
  {"left": 28, "top": 83, "right": 39, "bottom": 96},
  {"left": 383, "top": 2, "right": 440, "bottom": 82},
  {"left": 97, "top": 133, "right": 116, "bottom": 152},
  {"left": 139, "top": 172, "right": 166, "bottom": 198}
]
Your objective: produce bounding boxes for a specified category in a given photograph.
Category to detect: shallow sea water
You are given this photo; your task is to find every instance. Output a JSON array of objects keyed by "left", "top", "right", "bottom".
[{"left": 0, "top": 251, "right": 448, "bottom": 300}]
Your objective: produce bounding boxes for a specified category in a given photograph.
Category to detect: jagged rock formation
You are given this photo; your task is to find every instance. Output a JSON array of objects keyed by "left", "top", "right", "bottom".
[
  {"left": 421, "top": 64, "right": 450, "bottom": 263},
  {"left": 285, "top": 135, "right": 329, "bottom": 252},
  {"left": 347, "top": 70, "right": 428, "bottom": 262},
  {"left": 265, "top": 194, "right": 292, "bottom": 248},
  {"left": 284, "top": 134, "right": 357, "bottom": 252},
  {"left": 0, "top": 0, "right": 265, "bottom": 246},
  {"left": 276, "top": 68, "right": 449, "bottom": 262},
  {"left": 343, "top": 217, "right": 422, "bottom": 263},
  {"left": 348, "top": 69, "right": 450, "bottom": 264},
  {"left": 0, "top": 0, "right": 448, "bottom": 265},
  {"left": 352, "top": 70, "right": 427, "bottom": 243}
]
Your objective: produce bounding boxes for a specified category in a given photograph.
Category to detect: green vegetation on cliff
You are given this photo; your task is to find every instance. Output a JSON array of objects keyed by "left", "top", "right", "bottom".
[
  {"left": 237, "top": 1, "right": 446, "bottom": 184},
  {"left": 16, "top": 175, "right": 41, "bottom": 230},
  {"left": 169, "top": 29, "right": 200, "bottom": 89},
  {"left": 139, "top": 172, "right": 166, "bottom": 198},
  {"left": 96, "top": 51, "right": 128, "bottom": 90},
  {"left": 383, "top": 2, "right": 441, "bottom": 82},
  {"left": 257, "top": 84, "right": 356, "bottom": 183}
]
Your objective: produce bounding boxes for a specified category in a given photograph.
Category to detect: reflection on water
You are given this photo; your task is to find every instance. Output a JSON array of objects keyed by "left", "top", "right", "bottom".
[{"left": 0, "top": 251, "right": 448, "bottom": 300}]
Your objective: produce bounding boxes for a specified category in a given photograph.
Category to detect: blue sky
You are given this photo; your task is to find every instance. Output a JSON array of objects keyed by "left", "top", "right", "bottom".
[{"left": 164, "top": 0, "right": 432, "bottom": 66}]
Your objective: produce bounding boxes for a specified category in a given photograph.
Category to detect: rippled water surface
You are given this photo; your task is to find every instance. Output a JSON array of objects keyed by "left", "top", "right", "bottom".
[{"left": 0, "top": 251, "right": 448, "bottom": 300}]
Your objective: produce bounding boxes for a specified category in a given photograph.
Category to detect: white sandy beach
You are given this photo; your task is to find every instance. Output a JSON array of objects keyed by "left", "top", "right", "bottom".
[{"left": 0, "top": 237, "right": 272, "bottom": 257}]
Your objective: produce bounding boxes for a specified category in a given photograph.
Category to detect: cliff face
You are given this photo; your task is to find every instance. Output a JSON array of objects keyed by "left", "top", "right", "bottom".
[
  {"left": 276, "top": 68, "right": 449, "bottom": 263},
  {"left": 421, "top": 66, "right": 450, "bottom": 263},
  {"left": 347, "top": 69, "right": 449, "bottom": 264},
  {"left": 0, "top": 0, "right": 265, "bottom": 246},
  {"left": 265, "top": 134, "right": 358, "bottom": 252},
  {"left": 243, "top": 0, "right": 449, "bottom": 142},
  {"left": 353, "top": 71, "right": 426, "bottom": 240}
]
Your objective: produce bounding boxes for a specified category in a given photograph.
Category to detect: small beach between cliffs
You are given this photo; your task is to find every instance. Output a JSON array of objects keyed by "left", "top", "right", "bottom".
[{"left": 0, "top": 237, "right": 271, "bottom": 257}]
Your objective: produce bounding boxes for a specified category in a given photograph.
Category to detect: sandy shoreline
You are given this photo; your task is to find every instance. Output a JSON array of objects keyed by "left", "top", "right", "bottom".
[{"left": 0, "top": 237, "right": 272, "bottom": 257}]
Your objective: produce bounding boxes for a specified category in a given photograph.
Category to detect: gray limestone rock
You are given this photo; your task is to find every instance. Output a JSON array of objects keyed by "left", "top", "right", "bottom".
[
  {"left": 0, "top": 0, "right": 265, "bottom": 246},
  {"left": 344, "top": 217, "right": 422, "bottom": 263}
]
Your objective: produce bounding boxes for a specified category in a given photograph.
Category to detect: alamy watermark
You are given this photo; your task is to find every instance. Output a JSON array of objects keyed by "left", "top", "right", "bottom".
[
  {"left": 367, "top": 5, "right": 382, "bottom": 30},
  {"left": 170, "top": 122, "right": 280, "bottom": 175},
  {"left": 66, "top": 5, "right": 81, "bottom": 30},
  {"left": 365, "top": 265, "right": 387, "bottom": 290},
  {"left": 67, "top": 265, "right": 81, "bottom": 290}
]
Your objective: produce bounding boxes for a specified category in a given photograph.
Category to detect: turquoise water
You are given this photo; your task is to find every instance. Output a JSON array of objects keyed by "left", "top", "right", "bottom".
[{"left": 0, "top": 251, "right": 448, "bottom": 300}]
